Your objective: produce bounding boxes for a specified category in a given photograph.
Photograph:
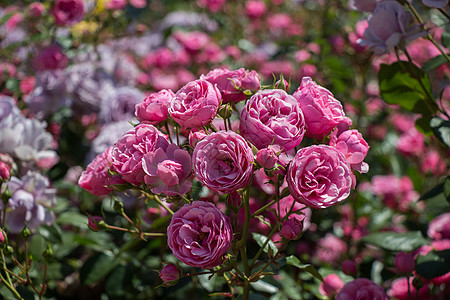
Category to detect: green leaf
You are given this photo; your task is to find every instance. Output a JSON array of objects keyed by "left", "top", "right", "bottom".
[
  {"left": 105, "top": 264, "right": 133, "bottom": 297},
  {"left": 286, "top": 255, "right": 323, "bottom": 281},
  {"left": 57, "top": 211, "right": 89, "bottom": 228},
  {"left": 252, "top": 233, "right": 278, "bottom": 256},
  {"left": 416, "top": 250, "right": 450, "bottom": 280},
  {"left": 378, "top": 62, "right": 435, "bottom": 114},
  {"left": 250, "top": 280, "right": 279, "bottom": 294},
  {"left": 361, "top": 231, "right": 428, "bottom": 252},
  {"left": 422, "top": 55, "right": 447, "bottom": 73},
  {"left": 442, "top": 26, "right": 450, "bottom": 48},
  {"left": 430, "top": 117, "right": 450, "bottom": 148},
  {"left": 38, "top": 224, "right": 63, "bottom": 244},
  {"left": 444, "top": 177, "right": 450, "bottom": 203},
  {"left": 79, "top": 252, "right": 119, "bottom": 285}
]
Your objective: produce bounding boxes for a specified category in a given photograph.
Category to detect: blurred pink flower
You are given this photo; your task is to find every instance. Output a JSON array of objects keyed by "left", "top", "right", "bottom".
[
  {"left": 281, "top": 217, "right": 303, "bottom": 240},
  {"left": 319, "top": 274, "right": 344, "bottom": 298},
  {"left": 51, "top": 0, "right": 85, "bottom": 26},
  {"left": 245, "top": 0, "right": 267, "bottom": 19},
  {"left": 315, "top": 233, "right": 347, "bottom": 264},
  {"left": 428, "top": 213, "right": 450, "bottom": 240},
  {"left": 32, "top": 45, "right": 68, "bottom": 71},
  {"left": 397, "top": 128, "right": 425, "bottom": 157},
  {"left": 167, "top": 201, "right": 232, "bottom": 269},
  {"left": 197, "top": 0, "right": 225, "bottom": 12},
  {"left": 387, "top": 277, "right": 431, "bottom": 300},
  {"left": 394, "top": 252, "right": 415, "bottom": 273},
  {"left": 336, "top": 278, "right": 387, "bottom": 300}
]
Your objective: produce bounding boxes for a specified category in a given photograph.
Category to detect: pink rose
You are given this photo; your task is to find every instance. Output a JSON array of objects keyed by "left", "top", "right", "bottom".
[
  {"left": 106, "top": 0, "right": 127, "bottom": 10},
  {"left": 422, "top": 0, "right": 448, "bottom": 8},
  {"left": 394, "top": 252, "right": 415, "bottom": 273},
  {"left": 192, "top": 131, "right": 254, "bottom": 195},
  {"left": 135, "top": 89, "right": 174, "bottom": 125},
  {"left": 330, "top": 129, "right": 369, "bottom": 173},
  {"left": 387, "top": 277, "right": 431, "bottom": 300},
  {"left": 32, "top": 45, "right": 69, "bottom": 71},
  {"left": 142, "top": 143, "right": 192, "bottom": 196},
  {"left": 188, "top": 129, "right": 207, "bottom": 149},
  {"left": 281, "top": 217, "right": 303, "bottom": 240},
  {"left": 110, "top": 124, "right": 169, "bottom": 186},
  {"left": 293, "top": 77, "right": 351, "bottom": 140},
  {"left": 197, "top": 0, "right": 226, "bottom": 12},
  {"left": 428, "top": 213, "right": 450, "bottom": 240},
  {"left": 51, "top": 0, "right": 85, "bottom": 26},
  {"left": 319, "top": 274, "right": 344, "bottom": 298},
  {"left": 342, "top": 260, "right": 357, "bottom": 276},
  {"left": 397, "top": 128, "right": 425, "bottom": 157},
  {"left": 168, "top": 80, "right": 220, "bottom": 128},
  {"left": 336, "top": 278, "right": 387, "bottom": 300},
  {"left": 28, "top": 2, "right": 45, "bottom": 18},
  {"left": 174, "top": 31, "right": 210, "bottom": 53},
  {"left": 287, "top": 145, "right": 352, "bottom": 209},
  {"left": 315, "top": 233, "right": 347, "bottom": 264},
  {"left": 240, "top": 89, "right": 306, "bottom": 150},
  {"left": 167, "top": 201, "right": 232, "bottom": 269},
  {"left": 256, "top": 145, "right": 279, "bottom": 169},
  {"left": 78, "top": 147, "right": 126, "bottom": 196},
  {"left": 245, "top": 0, "right": 267, "bottom": 19},
  {"left": 159, "top": 264, "right": 180, "bottom": 285},
  {"left": 201, "top": 67, "right": 261, "bottom": 103},
  {"left": 129, "top": 0, "right": 147, "bottom": 8},
  {"left": 359, "top": 1, "right": 426, "bottom": 54},
  {"left": 0, "top": 161, "right": 10, "bottom": 181}
]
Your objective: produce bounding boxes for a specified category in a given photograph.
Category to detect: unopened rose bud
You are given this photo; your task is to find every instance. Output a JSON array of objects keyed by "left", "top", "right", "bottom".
[
  {"left": 88, "top": 216, "right": 103, "bottom": 232},
  {"left": 218, "top": 104, "right": 233, "bottom": 119},
  {"left": 0, "top": 229, "right": 6, "bottom": 244},
  {"left": 256, "top": 147, "right": 278, "bottom": 169},
  {"left": 0, "top": 161, "right": 10, "bottom": 181},
  {"left": 281, "top": 217, "right": 303, "bottom": 240},
  {"left": 21, "top": 225, "right": 31, "bottom": 239},
  {"left": 275, "top": 75, "right": 289, "bottom": 91},
  {"left": 342, "top": 260, "right": 357, "bottom": 276},
  {"left": 160, "top": 263, "right": 180, "bottom": 286},
  {"left": 395, "top": 252, "right": 415, "bottom": 273},
  {"left": 319, "top": 274, "right": 344, "bottom": 298},
  {"left": 227, "top": 191, "right": 242, "bottom": 208},
  {"left": 189, "top": 129, "right": 207, "bottom": 148},
  {"left": 42, "top": 244, "right": 53, "bottom": 261}
]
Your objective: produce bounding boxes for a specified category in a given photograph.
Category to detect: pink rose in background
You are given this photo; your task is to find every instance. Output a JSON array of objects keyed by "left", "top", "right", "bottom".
[
  {"left": 193, "top": 131, "right": 254, "bottom": 195},
  {"left": 428, "top": 213, "right": 450, "bottom": 240},
  {"left": 359, "top": 1, "right": 426, "bottom": 54},
  {"left": 197, "top": 0, "right": 226, "bottom": 12},
  {"left": 394, "top": 252, "right": 415, "bottom": 273},
  {"left": 240, "top": 89, "right": 306, "bottom": 150},
  {"left": 201, "top": 67, "right": 260, "bottom": 103},
  {"left": 349, "top": 20, "right": 369, "bottom": 52},
  {"left": 422, "top": 150, "right": 447, "bottom": 176},
  {"left": 32, "top": 45, "right": 69, "bottom": 71},
  {"left": 387, "top": 277, "right": 431, "bottom": 300},
  {"left": 188, "top": 129, "right": 207, "bottom": 148},
  {"left": 287, "top": 145, "right": 352, "bottom": 209},
  {"left": 135, "top": 89, "right": 174, "bottom": 125},
  {"left": 142, "top": 143, "right": 192, "bottom": 196},
  {"left": 294, "top": 77, "right": 351, "bottom": 140},
  {"left": 422, "top": 0, "right": 448, "bottom": 8},
  {"left": 342, "top": 260, "right": 357, "bottom": 276},
  {"left": 396, "top": 128, "right": 425, "bottom": 157},
  {"left": 78, "top": 147, "right": 126, "bottom": 196},
  {"left": 245, "top": 0, "right": 267, "bottom": 19},
  {"left": 129, "top": 0, "right": 147, "bottom": 8},
  {"left": 167, "top": 201, "right": 232, "bottom": 269},
  {"left": 336, "top": 278, "right": 387, "bottom": 300},
  {"left": 319, "top": 274, "right": 344, "bottom": 298},
  {"left": 169, "top": 79, "right": 220, "bottom": 128},
  {"left": 174, "top": 31, "right": 210, "bottom": 54},
  {"left": 315, "top": 233, "right": 347, "bottom": 264},
  {"left": 110, "top": 124, "right": 169, "bottom": 185},
  {"left": 28, "top": 2, "right": 45, "bottom": 18},
  {"left": 329, "top": 129, "right": 369, "bottom": 173},
  {"left": 106, "top": 0, "right": 127, "bottom": 10},
  {"left": 51, "top": 0, "right": 85, "bottom": 26}
]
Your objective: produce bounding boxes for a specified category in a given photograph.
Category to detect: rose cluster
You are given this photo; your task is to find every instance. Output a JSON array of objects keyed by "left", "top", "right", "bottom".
[{"left": 79, "top": 67, "right": 368, "bottom": 269}]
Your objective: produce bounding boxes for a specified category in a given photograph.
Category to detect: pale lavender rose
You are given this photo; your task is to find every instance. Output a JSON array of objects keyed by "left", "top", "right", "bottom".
[
  {"left": 240, "top": 89, "right": 306, "bottom": 150},
  {"left": 110, "top": 124, "right": 169, "bottom": 185},
  {"left": 287, "top": 145, "right": 352, "bottom": 209},
  {"left": 167, "top": 201, "right": 232, "bottom": 269},
  {"left": 135, "top": 89, "right": 175, "bottom": 124},
  {"left": 142, "top": 143, "right": 192, "bottom": 196},
  {"left": 428, "top": 212, "right": 450, "bottom": 240},
  {"left": 293, "top": 77, "right": 351, "bottom": 140},
  {"left": 78, "top": 147, "right": 126, "bottom": 196},
  {"left": 2, "top": 171, "right": 56, "bottom": 233},
  {"left": 51, "top": 0, "right": 85, "bottom": 26},
  {"left": 319, "top": 274, "right": 344, "bottom": 298},
  {"left": 201, "top": 67, "right": 261, "bottom": 103},
  {"left": 193, "top": 131, "right": 253, "bottom": 194},
  {"left": 358, "top": 1, "right": 426, "bottom": 54},
  {"left": 168, "top": 79, "right": 221, "bottom": 128},
  {"left": 336, "top": 278, "right": 387, "bottom": 300},
  {"left": 99, "top": 87, "right": 145, "bottom": 124},
  {"left": 349, "top": 0, "right": 381, "bottom": 12},
  {"left": 329, "top": 129, "right": 369, "bottom": 173},
  {"left": 422, "top": 0, "right": 448, "bottom": 8}
]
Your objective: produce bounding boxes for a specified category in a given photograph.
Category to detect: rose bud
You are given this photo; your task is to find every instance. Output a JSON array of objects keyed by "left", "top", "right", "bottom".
[
  {"left": 160, "top": 264, "right": 181, "bottom": 286},
  {"left": 394, "top": 252, "right": 415, "bottom": 273}
]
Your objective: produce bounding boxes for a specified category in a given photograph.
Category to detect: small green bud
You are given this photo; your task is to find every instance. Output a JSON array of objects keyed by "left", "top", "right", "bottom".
[
  {"left": 97, "top": 221, "right": 109, "bottom": 230},
  {"left": 42, "top": 244, "right": 53, "bottom": 261},
  {"left": 113, "top": 200, "right": 124, "bottom": 214},
  {"left": 6, "top": 246, "right": 13, "bottom": 255},
  {"left": 218, "top": 104, "right": 233, "bottom": 119},
  {"left": 21, "top": 225, "right": 31, "bottom": 239},
  {"left": 2, "top": 186, "right": 11, "bottom": 206}
]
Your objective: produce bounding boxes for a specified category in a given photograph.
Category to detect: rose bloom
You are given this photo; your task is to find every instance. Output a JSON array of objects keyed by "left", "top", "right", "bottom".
[
  {"left": 197, "top": 0, "right": 225, "bottom": 12},
  {"left": 201, "top": 67, "right": 260, "bottom": 103},
  {"left": 110, "top": 124, "right": 169, "bottom": 185},
  {"left": 336, "top": 278, "right": 388, "bottom": 300},
  {"left": 245, "top": 0, "right": 267, "bottom": 19},
  {"left": 387, "top": 277, "right": 431, "bottom": 300},
  {"left": 135, "top": 89, "right": 174, "bottom": 125},
  {"left": 329, "top": 129, "right": 369, "bottom": 173},
  {"left": 169, "top": 79, "right": 221, "bottom": 128},
  {"left": 293, "top": 77, "right": 351, "bottom": 140},
  {"left": 78, "top": 147, "right": 126, "bottom": 196},
  {"left": 359, "top": 1, "right": 426, "bottom": 54},
  {"left": 51, "top": 0, "right": 85, "bottom": 26},
  {"left": 428, "top": 212, "right": 450, "bottom": 240},
  {"left": 287, "top": 145, "right": 352, "bottom": 209},
  {"left": 32, "top": 45, "right": 68, "bottom": 71},
  {"left": 142, "top": 143, "right": 192, "bottom": 196},
  {"left": 315, "top": 233, "right": 347, "bottom": 265},
  {"left": 240, "top": 89, "right": 306, "bottom": 150},
  {"left": 192, "top": 131, "right": 254, "bottom": 195},
  {"left": 167, "top": 201, "right": 232, "bottom": 269},
  {"left": 319, "top": 274, "right": 344, "bottom": 298},
  {"left": 396, "top": 128, "right": 425, "bottom": 157}
]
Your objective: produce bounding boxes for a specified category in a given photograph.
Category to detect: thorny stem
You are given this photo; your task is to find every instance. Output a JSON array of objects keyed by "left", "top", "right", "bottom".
[{"left": 240, "top": 185, "right": 251, "bottom": 300}]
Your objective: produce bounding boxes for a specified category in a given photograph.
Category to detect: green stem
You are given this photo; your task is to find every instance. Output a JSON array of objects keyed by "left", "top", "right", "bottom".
[
  {"left": 154, "top": 195, "right": 174, "bottom": 216},
  {"left": 249, "top": 224, "right": 279, "bottom": 269},
  {"left": 1, "top": 251, "right": 23, "bottom": 299},
  {"left": 240, "top": 185, "right": 251, "bottom": 300},
  {"left": 250, "top": 199, "right": 277, "bottom": 218}
]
